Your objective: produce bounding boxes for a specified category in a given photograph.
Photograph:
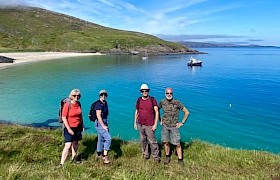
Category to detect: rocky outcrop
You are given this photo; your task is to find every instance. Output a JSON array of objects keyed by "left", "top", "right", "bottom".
[
  {"left": 0, "top": 56, "right": 15, "bottom": 63},
  {"left": 135, "top": 44, "right": 200, "bottom": 55},
  {"left": 107, "top": 44, "right": 201, "bottom": 55}
]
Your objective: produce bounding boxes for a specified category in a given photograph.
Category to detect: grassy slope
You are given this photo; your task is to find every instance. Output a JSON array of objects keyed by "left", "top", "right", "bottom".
[
  {"left": 0, "top": 7, "right": 194, "bottom": 54},
  {"left": 0, "top": 123, "right": 279, "bottom": 179}
]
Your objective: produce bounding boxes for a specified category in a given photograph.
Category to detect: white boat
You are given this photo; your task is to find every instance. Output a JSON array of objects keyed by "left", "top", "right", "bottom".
[
  {"left": 142, "top": 52, "right": 148, "bottom": 60},
  {"left": 187, "top": 56, "right": 202, "bottom": 66},
  {"left": 130, "top": 51, "right": 139, "bottom": 55}
]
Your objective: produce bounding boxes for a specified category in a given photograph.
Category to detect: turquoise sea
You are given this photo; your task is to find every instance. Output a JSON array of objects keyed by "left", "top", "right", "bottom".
[{"left": 0, "top": 47, "right": 279, "bottom": 154}]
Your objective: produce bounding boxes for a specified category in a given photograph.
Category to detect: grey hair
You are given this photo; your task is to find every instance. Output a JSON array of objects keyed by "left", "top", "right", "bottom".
[{"left": 69, "top": 89, "right": 81, "bottom": 100}]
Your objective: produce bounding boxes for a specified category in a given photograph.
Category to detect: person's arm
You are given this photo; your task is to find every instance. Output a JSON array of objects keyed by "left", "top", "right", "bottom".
[
  {"left": 61, "top": 103, "right": 74, "bottom": 135},
  {"left": 152, "top": 106, "right": 159, "bottom": 131},
  {"left": 62, "top": 116, "right": 74, "bottom": 135},
  {"left": 158, "top": 101, "right": 162, "bottom": 125},
  {"left": 80, "top": 106, "right": 85, "bottom": 131},
  {"left": 134, "top": 109, "right": 138, "bottom": 130},
  {"left": 159, "top": 111, "right": 162, "bottom": 125},
  {"left": 177, "top": 107, "right": 190, "bottom": 128},
  {"left": 79, "top": 104, "right": 84, "bottom": 131},
  {"left": 96, "top": 109, "right": 108, "bottom": 131}
]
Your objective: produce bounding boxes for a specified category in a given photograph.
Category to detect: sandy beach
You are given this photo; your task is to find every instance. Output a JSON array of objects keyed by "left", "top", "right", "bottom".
[{"left": 0, "top": 52, "right": 103, "bottom": 69}]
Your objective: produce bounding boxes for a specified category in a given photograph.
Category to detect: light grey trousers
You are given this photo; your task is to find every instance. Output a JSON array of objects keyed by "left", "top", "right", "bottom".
[{"left": 138, "top": 124, "right": 160, "bottom": 160}]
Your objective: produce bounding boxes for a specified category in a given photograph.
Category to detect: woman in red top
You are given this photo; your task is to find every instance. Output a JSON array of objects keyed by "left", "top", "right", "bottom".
[{"left": 58, "top": 89, "right": 84, "bottom": 167}]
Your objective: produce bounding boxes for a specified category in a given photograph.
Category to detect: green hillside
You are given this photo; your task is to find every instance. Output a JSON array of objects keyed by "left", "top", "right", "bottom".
[
  {"left": 0, "top": 123, "right": 279, "bottom": 179},
  {"left": 0, "top": 6, "right": 198, "bottom": 54}
]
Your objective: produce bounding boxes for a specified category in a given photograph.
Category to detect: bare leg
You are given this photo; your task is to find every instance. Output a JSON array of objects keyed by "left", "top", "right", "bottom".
[
  {"left": 103, "top": 150, "right": 108, "bottom": 156},
  {"left": 71, "top": 141, "right": 78, "bottom": 160},
  {"left": 164, "top": 142, "right": 170, "bottom": 155},
  {"left": 163, "top": 142, "right": 171, "bottom": 164},
  {"left": 60, "top": 142, "right": 72, "bottom": 165},
  {"left": 176, "top": 144, "right": 183, "bottom": 159},
  {"left": 176, "top": 144, "right": 184, "bottom": 166}
]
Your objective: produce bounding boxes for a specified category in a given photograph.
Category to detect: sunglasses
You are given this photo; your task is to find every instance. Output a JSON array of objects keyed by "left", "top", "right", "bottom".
[
  {"left": 100, "top": 93, "right": 108, "bottom": 97},
  {"left": 72, "top": 94, "right": 80, "bottom": 98},
  {"left": 165, "top": 92, "right": 173, "bottom": 95},
  {"left": 140, "top": 90, "right": 149, "bottom": 93}
]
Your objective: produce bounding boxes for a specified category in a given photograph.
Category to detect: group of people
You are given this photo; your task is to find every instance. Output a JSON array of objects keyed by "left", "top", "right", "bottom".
[
  {"left": 57, "top": 88, "right": 111, "bottom": 168},
  {"left": 57, "top": 83, "right": 190, "bottom": 168},
  {"left": 134, "top": 84, "right": 190, "bottom": 165}
]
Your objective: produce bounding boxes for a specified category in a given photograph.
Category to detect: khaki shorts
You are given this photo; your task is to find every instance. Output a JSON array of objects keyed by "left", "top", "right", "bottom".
[{"left": 161, "top": 124, "right": 180, "bottom": 145}]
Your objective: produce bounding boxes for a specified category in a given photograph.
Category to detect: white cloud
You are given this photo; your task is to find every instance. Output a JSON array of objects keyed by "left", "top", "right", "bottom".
[{"left": 98, "top": 0, "right": 119, "bottom": 8}]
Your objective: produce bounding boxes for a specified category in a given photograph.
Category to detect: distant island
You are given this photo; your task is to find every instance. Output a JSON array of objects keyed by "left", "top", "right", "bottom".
[{"left": 177, "top": 41, "right": 279, "bottom": 48}]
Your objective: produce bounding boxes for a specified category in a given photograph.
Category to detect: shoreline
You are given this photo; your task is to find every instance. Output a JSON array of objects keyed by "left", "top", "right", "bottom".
[{"left": 0, "top": 52, "right": 103, "bottom": 69}]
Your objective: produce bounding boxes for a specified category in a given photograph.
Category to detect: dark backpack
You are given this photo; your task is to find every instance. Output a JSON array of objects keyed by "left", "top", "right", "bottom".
[
  {"left": 88, "top": 100, "right": 100, "bottom": 122},
  {"left": 58, "top": 97, "right": 71, "bottom": 123}
]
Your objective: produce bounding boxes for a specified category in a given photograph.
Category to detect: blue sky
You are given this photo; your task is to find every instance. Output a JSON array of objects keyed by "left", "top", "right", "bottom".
[{"left": 1, "top": 0, "right": 279, "bottom": 46}]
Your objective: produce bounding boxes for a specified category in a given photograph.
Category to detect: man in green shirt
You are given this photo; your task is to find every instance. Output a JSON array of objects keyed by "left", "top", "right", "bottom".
[{"left": 158, "top": 88, "right": 190, "bottom": 165}]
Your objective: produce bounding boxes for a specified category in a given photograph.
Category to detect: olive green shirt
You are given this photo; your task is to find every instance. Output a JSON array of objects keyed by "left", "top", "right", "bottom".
[{"left": 158, "top": 99, "right": 184, "bottom": 127}]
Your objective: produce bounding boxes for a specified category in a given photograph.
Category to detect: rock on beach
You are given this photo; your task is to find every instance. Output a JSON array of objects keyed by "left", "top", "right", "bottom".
[{"left": 0, "top": 56, "right": 15, "bottom": 63}]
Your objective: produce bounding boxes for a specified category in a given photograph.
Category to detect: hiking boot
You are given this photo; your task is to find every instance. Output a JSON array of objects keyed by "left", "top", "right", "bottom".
[
  {"left": 96, "top": 154, "right": 104, "bottom": 159},
  {"left": 164, "top": 156, "right": 171, "bottom": 165},
  {"left": 178, "top": 159, "right": 184, "bottom": 166},
  {"left": 54, "top": 164, "right": 63, "bottom": 169},
  {"left": 154, "top": 158, "right": 161, "bottom": 163},
  {"left": 142, "top": 154, "right": 150, "bottom": 160},
  {"left": 103, "top": 156, "right": 110, "bottom": 164},
  {"left": 71, "top": 157, "right": 81, "bottom": 164}
]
